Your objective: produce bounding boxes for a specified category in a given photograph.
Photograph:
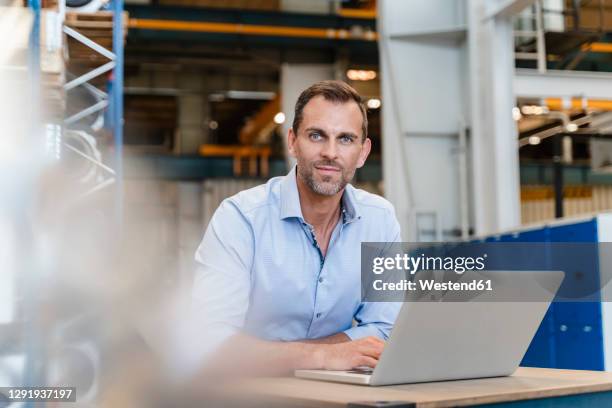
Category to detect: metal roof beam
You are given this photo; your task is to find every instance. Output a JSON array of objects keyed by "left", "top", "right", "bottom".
[
  {"left": 515, "top": 69, "right": 612, "bottom": 100},
  {"left": 485, "top": 0, "right": 536, "bottom": 20}
]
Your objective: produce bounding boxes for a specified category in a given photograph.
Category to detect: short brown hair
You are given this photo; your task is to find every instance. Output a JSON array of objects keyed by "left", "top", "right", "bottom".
[{"left": 292, "top": 80, "right": 368, "bottom": 142}]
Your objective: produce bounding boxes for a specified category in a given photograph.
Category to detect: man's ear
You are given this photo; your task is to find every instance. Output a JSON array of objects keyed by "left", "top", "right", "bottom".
[
  {"left": 287, "top": 127, "right": 297, "bottom": 158},
  {"left": 356, "top": 137, "right": 372, "bottom": 169}
]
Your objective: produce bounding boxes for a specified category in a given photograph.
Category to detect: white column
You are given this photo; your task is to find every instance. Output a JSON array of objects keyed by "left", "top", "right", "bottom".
[
  {"left": 468, "top": 0, "right": 521, "bottom": 235},
  {"left": 379, "top": 0, "right": 522, "bottom": 239},
  {"left": 177, "top": 182, "right": 202, "bottom": 292},
  {"left": 379, "top": 0, "right": 466, "bottom": 242},
  {"left": 280, "top": 63, "right": 334, "bottom": 168},
  {"left": 176, "top": 94, "right": 204, "bottom": 154}
]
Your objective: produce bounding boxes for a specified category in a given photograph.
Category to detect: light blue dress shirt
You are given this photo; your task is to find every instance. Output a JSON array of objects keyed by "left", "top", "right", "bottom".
[{"left": 192, "top": 166, "right": 402, "bottom": 344}]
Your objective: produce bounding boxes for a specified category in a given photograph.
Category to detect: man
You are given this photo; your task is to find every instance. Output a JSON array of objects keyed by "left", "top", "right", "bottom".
[{"left": 192, "top": 80, "right": 401, "bottom": 375}]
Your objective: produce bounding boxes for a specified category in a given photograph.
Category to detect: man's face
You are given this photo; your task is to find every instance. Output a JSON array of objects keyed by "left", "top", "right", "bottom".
[{"left": 288, "top": 95, "right": 371, "bottom": 196}]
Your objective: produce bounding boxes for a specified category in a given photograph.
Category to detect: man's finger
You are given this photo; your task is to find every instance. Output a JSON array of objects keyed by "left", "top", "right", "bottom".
[
  {"left": 359, "top": 336, "right": 385, "bottom": 348},
  {"left": 355, "top": 356, "right": 378, "bottom": 368},
  {"left": 356, "top": 345, "right": 383, "bottom": 359}
]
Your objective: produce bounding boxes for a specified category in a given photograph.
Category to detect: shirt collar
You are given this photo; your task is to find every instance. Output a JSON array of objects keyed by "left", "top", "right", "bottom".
[
  {"left": 280, "top": 165, "right": 361, "bottom": 224},
  {"left": 280, "top": 166, "right": 304, "bottom": 221}
]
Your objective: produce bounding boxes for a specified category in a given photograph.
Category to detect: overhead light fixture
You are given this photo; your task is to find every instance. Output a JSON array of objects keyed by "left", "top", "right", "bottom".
[
  {"left": 347, "top": 69, "right": 377, "bottom": 81},
  {"left": 528, "top": 136, "right": 541, "bottom": 145},
  {"left": 367, "top": 98, "right": 381, "bottom": 109},
  {"left": 208, "top": 91, "right": 276, "bottom": 101},
  {"left": 512, "top": 107, "right": 522, "bottom": 121},
  {"left": 566, "top": 123, "right": 578, "bottom": 132},
  {"left": 274, "top": 112, "right": 285, "bottom": 124},
  {"left": 226, "top": 90, "right": 276, "bottom": 100}
]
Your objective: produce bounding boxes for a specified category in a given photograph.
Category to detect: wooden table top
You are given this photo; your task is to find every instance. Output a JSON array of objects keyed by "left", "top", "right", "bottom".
[{"left": 225, "top": 367, "right": 612, "bottom": 408}]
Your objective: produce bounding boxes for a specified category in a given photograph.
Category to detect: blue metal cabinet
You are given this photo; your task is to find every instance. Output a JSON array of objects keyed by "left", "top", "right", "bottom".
[{"left": 479, "top": 215, "right": 610, "bottom": 371}]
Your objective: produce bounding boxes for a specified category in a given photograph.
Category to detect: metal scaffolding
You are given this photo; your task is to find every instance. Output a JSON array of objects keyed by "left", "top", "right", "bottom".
[
  {"left": 59, "top": 0, "right": 125, "bottom": 215},
  {"left": 20, "top": 0, "right": 125, "bottom": 398}
]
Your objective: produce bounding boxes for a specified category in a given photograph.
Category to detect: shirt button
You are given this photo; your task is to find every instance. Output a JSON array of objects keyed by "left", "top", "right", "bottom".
[
  {"left": 318, "top": 277, "right": 324, "bottom": 283},
  {"left": 316, "top": 313, "right": 322, "bottom": 318}
]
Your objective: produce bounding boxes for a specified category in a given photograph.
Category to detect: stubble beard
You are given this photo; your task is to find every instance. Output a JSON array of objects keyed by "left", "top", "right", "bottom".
[{"left": 296, "top": 159, "right": 355, "bottom": 196}]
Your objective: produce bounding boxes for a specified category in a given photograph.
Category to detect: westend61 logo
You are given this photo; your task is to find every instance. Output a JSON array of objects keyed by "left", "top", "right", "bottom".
[
  {"left": 362, "top": 242, "right": 612, "bottom": 302},
  {"left": 372, "top": 253, "right": 488, "bottom": 275}
]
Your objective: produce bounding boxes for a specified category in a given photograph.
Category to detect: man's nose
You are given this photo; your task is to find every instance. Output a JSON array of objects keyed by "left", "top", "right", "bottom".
[{"left": 321, "top": 139, "right": 338, "bottom": 159}]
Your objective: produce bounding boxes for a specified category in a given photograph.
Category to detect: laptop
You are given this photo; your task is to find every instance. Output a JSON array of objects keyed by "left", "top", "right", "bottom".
[{"left": 295, "top": 270, "right": 564, "bottom": 386}]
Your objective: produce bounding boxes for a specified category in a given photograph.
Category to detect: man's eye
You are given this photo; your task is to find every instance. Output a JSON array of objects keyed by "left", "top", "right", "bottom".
[
  {"left": 339, "top": 135, "right": 354, "bottom": 144},
  {"left": 310, "top": 133, "right": 322, "bottom": 141}
]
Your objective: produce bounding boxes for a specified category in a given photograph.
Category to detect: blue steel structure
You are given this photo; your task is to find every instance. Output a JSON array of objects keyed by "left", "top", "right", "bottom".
[
  {"left": 26, "top": 1, "right": 43, "bottom": 403},
  {"left": 23, "top": 0, "right": 124, "bottom": 401},
  {"left": 478, "top": 216, "right": 608, "bottom": 371},
  {"left": 60, "top": 0, "right": 124, "bottom": 215},
  {"left": 111, "top": 0, "right": 124, "bottom": 223},
  {"left": 28, "top": 0, "right": 40, "bottom": 131}
]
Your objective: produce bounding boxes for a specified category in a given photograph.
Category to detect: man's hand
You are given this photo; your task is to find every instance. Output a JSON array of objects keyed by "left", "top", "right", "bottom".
[
  {"left": 315, "top": 336, "right": 385, "bottom": 370},
  {"left": 197, "top": 334, "right": 386, "bottom": 379}
]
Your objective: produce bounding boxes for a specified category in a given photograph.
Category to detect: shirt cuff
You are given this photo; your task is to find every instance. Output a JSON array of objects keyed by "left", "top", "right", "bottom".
[{"left": 343, "top": 324, "right": 388, "bottom": 341}]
